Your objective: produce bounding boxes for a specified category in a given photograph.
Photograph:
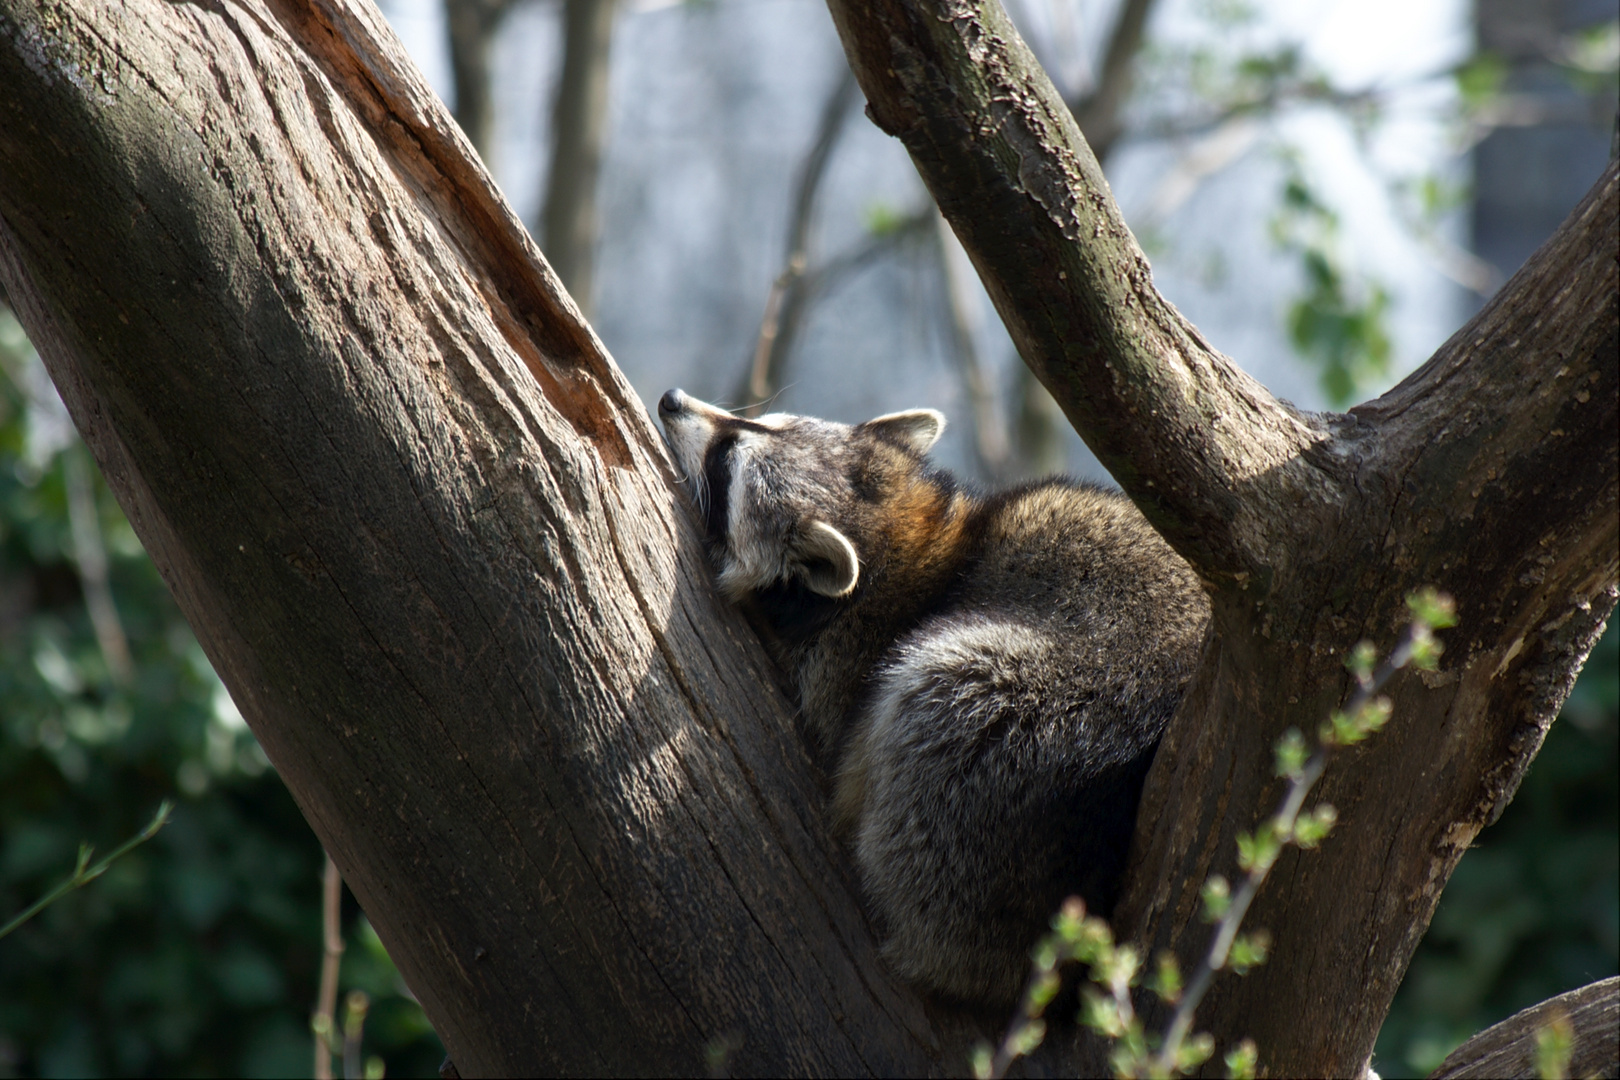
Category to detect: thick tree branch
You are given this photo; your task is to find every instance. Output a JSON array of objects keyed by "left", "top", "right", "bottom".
[
  {"left": 826, "top": 0, "right": 1328, "bottom": 587},
  {"left": 1430, "top": 976, "right": 1618, "bottom": 1080},
  {"left": 825, "top": 1, "right": 1616, "bottom": 1075}
]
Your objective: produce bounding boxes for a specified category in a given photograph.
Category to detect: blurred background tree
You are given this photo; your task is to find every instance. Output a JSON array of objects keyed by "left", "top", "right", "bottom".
[{"left": 0, "top": 0, "right": 1613, "bottom": 1076}]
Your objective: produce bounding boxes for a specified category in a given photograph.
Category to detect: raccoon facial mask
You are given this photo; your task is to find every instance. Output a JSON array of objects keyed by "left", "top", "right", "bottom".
[{"left": 657, "top": 388, "right": 943, "bottom": 601}]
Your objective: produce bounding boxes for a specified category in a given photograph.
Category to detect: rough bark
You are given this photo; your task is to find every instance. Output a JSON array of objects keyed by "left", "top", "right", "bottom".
[
  {"left": 0, "top": 0, "right": 974, "bottom": 1073},
  {"left": 824, "top": 0, "right": 1617, "bottom": 1075}
]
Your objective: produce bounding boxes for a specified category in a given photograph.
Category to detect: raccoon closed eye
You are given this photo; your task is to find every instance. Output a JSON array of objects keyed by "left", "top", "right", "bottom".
[{"left": 702, "top": 435, "right": 737, "bottom": 540}]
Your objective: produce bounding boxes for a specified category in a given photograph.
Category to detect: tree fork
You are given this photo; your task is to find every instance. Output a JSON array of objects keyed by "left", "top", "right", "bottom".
[{"left": 826, "top": 0, "right": 1617, "bottom": 1073}]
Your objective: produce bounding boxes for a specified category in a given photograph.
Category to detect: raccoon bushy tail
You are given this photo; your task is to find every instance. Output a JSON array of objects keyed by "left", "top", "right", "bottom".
[{"left": 839, "top": 615, "right": 1164, "bottom": 1007}]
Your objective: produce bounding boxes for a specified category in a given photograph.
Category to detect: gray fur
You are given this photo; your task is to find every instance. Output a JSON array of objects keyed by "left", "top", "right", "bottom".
[{"left": 659, "top": 389, "right": 1210, "bottom": 1007}]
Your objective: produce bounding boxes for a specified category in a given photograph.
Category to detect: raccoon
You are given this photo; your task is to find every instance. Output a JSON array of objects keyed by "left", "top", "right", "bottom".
[{"left": 657, "top": 388, "right": 1210, "bottom": 1007}]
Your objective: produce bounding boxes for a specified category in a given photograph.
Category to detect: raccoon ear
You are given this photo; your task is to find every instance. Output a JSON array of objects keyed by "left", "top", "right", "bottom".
[
  {"left": 862, "top": 409, "right": 945, "bottom": 454},
  {"left": 796, "top": 521, "right": 860, "bottom": 598}
]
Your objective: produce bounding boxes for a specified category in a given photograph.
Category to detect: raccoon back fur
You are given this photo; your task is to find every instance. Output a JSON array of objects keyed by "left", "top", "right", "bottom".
[{"left": 657, "top": 388, "right": 1210, "bottom": 1007}]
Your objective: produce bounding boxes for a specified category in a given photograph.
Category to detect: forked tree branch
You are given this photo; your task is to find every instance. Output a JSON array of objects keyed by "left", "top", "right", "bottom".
[{"left": 825, "top": 1, "right": 1616, "bottom": 1074}]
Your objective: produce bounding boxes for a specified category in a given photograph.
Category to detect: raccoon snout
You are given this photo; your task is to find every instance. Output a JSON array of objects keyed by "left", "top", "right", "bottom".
[{"left": 658, "top": 388, "right": 689, "bottom": 417}]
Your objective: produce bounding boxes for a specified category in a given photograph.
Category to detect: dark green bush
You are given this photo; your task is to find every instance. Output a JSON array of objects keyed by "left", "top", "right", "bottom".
[{"left": 0, "top": 311, "right": 443, "bottom": 1078}]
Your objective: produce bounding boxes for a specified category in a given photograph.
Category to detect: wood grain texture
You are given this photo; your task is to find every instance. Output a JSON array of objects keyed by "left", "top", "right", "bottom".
[{"left": 1431, "top": 976, "right": 1618, "bottom": 1080}]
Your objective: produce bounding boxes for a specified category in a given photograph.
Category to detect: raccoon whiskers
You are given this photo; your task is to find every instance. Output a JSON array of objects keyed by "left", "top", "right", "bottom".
[{"left": 689, "top": 469, "right": 710, "bottom": 519}]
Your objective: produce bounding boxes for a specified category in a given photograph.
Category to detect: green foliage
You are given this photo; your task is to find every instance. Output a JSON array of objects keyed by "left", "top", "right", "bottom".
[
  {"left": 1200, "top": 875, "right": 1231, "bottom": 922},
  {"left": 1553, "top": 19, "right": 1619, "bottom": 100},
  {"left": 1222, "top": 1038, "right": 1257, "bottom": 1080},
  {"left": 1453, "top": 52, "right": 1508, "bottom": 109},
  {"left": 1533, "top": 1011, "right": 1574, "bottom": 1080},
  {"left": 862, "top": 202, "right": 908, "bottom": 237},
  {"left": 1270, "top": 164, "right": 1393, "bottom": 408},
  {"left": 0, "top": 309, "right": 443, "bottom": 1077},
  {"left": 1374, "top": 621, "right": 1619, "bottom": 1078}
]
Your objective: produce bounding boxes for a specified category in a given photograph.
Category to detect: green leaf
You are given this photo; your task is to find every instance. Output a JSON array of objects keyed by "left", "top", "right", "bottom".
[
  {"left": 1148, "top": 950, "right": 1183, "bottom": 1004},
  {"left": 1052, "top": 895, "right": 1087, "bottom": 943},
  {"left": 969, "top": 1042, "right": 994, "bottom": 1080},
  {"left": 1407, "top": 588, "right": 1458, "bottom": 630},
  {"left": 1177, "top": 1032, "right": 1217, "bottom": 1071},
  {"left": 1201, "top": 875, "right": 1232, "bottom": 922},
  {"left": 1325, "top": 696, "right": 1393, "bottom": 745},
  {"left": 969, "top": 1041, "right": 994, "bottom": 1080},
  {"left": 1228, "top": 930, "right": 1272, "bottom": 974},
  {"left": 1293, "top": 804, "right": 1338, "bottom": 849},
  {"left": 1225, "top": 1037, "right": 1259, "bottom": 1079},
  {"left": 1237, "top": 820, "right": 1284, "bottom": 873},
  {"left": 1027, "top": 969, "right": 1062, "bottom": 1012},
  {"left": 1080, "top": 987, "right": 1126, "bottom": 1039},
  {"left": 863, "top": 203, "right": 905, "bottom": 237},
  {"left": 1534, "top": 1012, "right": 1573, "bottom": 1080},
  {"left": 1273, "top": 727, "right": 1309, "bottom": 779},
  {"left": 1009, "top": 1018, "right": 1047, "bottom": 1057},
  {"left": 1345, "top": 641, "right": 1377, "bottom": 682},
  {"left": 1455, "top": 52, "right": 1507, "bottom": 107}
]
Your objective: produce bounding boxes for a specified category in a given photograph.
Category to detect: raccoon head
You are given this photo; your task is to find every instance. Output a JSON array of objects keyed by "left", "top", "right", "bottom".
[{"left": 657, "top": 388, "right": 945, "bottom": 603}]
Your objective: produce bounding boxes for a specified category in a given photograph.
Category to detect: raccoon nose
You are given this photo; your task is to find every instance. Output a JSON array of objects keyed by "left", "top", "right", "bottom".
[{"left": 658, "top": 388, "right": 688, "bottom": 418}]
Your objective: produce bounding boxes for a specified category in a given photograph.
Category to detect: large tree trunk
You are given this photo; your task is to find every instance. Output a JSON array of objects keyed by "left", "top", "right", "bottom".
[
  {"left": 0, "top": 0, "right": 1613, "bottom": 1078},
  {"left": 0, "top": 0, "right": 956, "bottom": 1073}
]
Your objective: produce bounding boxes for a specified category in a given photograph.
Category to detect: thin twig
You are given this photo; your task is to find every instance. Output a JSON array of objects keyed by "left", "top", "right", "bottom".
[
  {"left": 740, "top": 207, "right": 933, "bottom": 415},
  {"left": 63, "top": 446, "right": 134, "bottom": 686},
  {"left": 1069, "top": 0, "right": 1162, "bottom": 163},
  {"left": 314, "top": 855, "right": 346, "bottom": 1080},
  {"left": 980, "top": 596, "right": 1450, "bottom": 1080},
  {"left": 737, "top": 68, "right": 859, "bottom": 413},
  {"left": 931, "top": 212, "right": 1010, "bottom": 480},
  {"left": 1150, "top": 625, "right": 1424, "bottom": 1071},
  {"left": 0, "top": 801, "right": 172, "bottom": 940},
  {"left": 343, "top": 990, "right": 371, "bottom": 1080}
]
